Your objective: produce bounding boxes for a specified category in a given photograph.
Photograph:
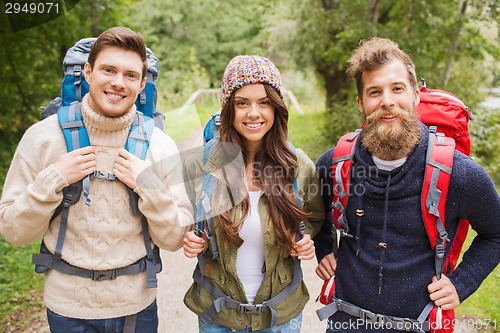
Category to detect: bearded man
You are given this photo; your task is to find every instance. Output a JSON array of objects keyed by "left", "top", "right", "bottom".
[{"left": 313, "top": 37, "right": 500, "bottom": 333}]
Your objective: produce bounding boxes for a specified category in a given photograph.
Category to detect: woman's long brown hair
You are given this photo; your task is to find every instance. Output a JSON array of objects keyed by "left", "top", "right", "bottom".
[{"left": 214, "top": 84, "right": 307, "bottom": 256}]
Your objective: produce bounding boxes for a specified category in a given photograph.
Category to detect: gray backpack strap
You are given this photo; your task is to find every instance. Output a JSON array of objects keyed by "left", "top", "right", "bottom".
[
  {"left": 140, "top": 215, "right": 161, "bottom": 288},
  {"left": 32, "top": 181, "right": 83, "bottom": 273},
  {"left": 316, "top": 295, "right": 429, "bottom": 333},
  {"left": 123, "top": 314, "right": 137, "bottom": 333},
  {"left": 196, "top": 259, "right": 303, "bottom": 333}
]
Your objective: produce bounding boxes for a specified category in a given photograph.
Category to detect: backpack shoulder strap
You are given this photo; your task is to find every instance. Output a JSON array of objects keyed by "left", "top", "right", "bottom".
[
  {"left": 195, "top": 138, "right": 220, "bottom": 261},
  {"left": 125, "top": 111, "right": 161, "bottom": 288},
  {"left": 57, "top": 102, "right": 90, "bottom": 151},
  {"left": 422, "top": 126, "right": 455, "bottom": 278},
  {"left": 58, "top": 101, "right": 93, "bottom": 205},
  {"left": 331, "top": 130, "right": 361, "bottom": 244},
  {"left": 287, "top": 141, "right": 306, "bottom": 241},
  {"left": 126, "top": 112, "right": 156, "bottom": 160},
  {"left": 287, "top": 141, "right": 302, "bottom": 207}
]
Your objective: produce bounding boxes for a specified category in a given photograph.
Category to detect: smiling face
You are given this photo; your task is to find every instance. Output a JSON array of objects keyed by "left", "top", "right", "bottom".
[
  {"left": 357, "top": 59, "right": 422, "bottom": 159},
  {"left": 84, "top": 46, "right": 146, "bottom": 117},
  {"left": 232, "top": 84, "right": 275, "bottom": 152}
]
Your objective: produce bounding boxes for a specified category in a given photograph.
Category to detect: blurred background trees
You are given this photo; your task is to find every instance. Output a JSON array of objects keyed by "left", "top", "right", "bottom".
[{"left": 0, "top": 0, "right": 498, "bottom": 183}]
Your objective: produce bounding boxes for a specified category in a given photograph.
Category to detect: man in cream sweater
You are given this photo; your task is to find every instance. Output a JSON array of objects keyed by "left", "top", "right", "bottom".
[{"left": 0, "top": 27, "right": 193, "bottom": 332}]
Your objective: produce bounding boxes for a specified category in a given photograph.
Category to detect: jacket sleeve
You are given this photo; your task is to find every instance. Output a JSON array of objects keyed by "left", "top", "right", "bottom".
[
  {"left": 0, "top": 123, "right": 68, "bottom": 246},
  {"left": 296, "top": 149, "right": 324, "bottom": 238},
  {"left": 313, "top": 148, "right": 335, "bottom": 263},
  {"left": 134, "top": 129, "right": 194, "bottom": 251},
  {"left": 447, "top": 153, "right": 500, "bottom": 302}
]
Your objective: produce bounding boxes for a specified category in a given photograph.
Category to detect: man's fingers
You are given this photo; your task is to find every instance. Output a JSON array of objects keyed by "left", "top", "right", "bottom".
[{"left": 315, "top": 264, "right": 331, "bottom": 280}]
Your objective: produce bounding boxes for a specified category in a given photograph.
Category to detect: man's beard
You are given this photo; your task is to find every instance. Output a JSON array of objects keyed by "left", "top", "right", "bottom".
[{"left": 361, "top": 104, "right": 421, "bottom": 160}]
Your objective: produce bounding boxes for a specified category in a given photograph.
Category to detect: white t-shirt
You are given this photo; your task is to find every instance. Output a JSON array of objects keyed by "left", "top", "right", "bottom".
[
  {"left": 372, "top": 155, "right": 407, "bottom": 171},
  {"left": 236, "top": 190, "right": 265, "bottom": 304}
]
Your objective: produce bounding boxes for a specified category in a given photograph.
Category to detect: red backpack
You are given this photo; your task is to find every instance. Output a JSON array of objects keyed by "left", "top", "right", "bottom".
[
  {"left": 418, "top": 79, "right": 472, "bottom": 276},
  {"left": 317, "top": 80, "right": 472, "bottom": 333}
]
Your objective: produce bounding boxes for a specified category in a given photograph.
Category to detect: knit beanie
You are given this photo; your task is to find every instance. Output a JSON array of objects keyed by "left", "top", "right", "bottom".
[{"left": 220, "top": 55, "right": 284, "bottom": 109}]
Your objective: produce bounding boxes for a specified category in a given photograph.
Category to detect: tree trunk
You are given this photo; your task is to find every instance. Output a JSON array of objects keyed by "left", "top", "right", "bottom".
[
  {"left": 441, "top": 0, "right": 468, "bottom": 88},
  {"left": 91, "top": 3, "right": 101, "bottom": 37},
  {"left": 316, "top": 60, "right": 350, "bottom": 113},
  {"left": 369, "top": 0, "right": 379, "bottom": 35}
]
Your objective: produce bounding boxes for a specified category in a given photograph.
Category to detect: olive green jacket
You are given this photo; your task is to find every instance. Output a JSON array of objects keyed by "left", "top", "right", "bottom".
[{"left": 183, "top": 144, "right": 324, "bottom": 331}]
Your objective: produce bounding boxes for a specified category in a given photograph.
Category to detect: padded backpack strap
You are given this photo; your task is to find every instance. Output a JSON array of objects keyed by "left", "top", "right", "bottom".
[
  {"left": 287, "top": 141, "right": 305, "bottom": 242},
  {"left": 57, "top": 102, "right": 92, "bottom": 205},
  {"left": 57, "top": 102, "right": 90, "bottom": 152},
  {"left": 126, "top": 112, "right": 161, "bottom": 288},
  {"left": 126, "top": 112, "right": 155, "bottom": 160},
  {"left": 331, "top": 129, "right": 361, "bottom": 254},
  {"left": 196, "top": 139, "right": 220, "bottom": 260},
  {"left": 422, "top": 126, "right": 455, "bottom": 278}
]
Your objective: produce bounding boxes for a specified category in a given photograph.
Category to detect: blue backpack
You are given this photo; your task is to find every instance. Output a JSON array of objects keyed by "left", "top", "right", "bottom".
[
  {"left": 32, "top": 38, "right": 164, "bottom": 289},
  {"left": 203, "top": 110, "right": 222, "bottom": 143},
  {"left": 41, "top": 37, "right": 165, "bottom": 129}
]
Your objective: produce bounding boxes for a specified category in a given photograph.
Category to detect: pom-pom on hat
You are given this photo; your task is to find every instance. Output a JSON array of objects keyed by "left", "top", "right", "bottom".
[{"left": 220, "top": 55, "right": 284, "bottom": 109}]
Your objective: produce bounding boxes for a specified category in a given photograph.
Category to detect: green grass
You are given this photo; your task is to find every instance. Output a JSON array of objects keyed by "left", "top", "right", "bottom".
[
  {"left": 455, "top": 230, "right": 500, "bottom": 325},
  {"left": 0, "top": 239, "right": 45, "bottom": 330},
  {"left": 288, "top": 105, "right": 333, "bottom": 162}
]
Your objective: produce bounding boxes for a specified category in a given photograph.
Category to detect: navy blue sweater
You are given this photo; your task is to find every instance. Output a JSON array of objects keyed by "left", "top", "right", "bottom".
[{"left": 314, "top": 125, "right": 500, "bottom": 331}]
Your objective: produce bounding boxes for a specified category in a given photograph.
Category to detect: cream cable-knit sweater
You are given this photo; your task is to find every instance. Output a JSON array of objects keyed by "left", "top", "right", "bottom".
[{"left": 0, "top": 95, "right": 193, "bottom": 319}]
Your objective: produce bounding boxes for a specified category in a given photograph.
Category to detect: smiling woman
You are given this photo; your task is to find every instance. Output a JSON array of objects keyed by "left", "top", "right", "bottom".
[
  {"left": 232, "top": 84, "right": 275, "bottom": 153},
  {"left": 181, "top": 55, "right": 324, "bottom": 333}
]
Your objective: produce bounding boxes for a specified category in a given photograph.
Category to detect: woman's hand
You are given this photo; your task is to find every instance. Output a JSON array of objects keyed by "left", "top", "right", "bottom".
[
  {"left": 183, "top": 230, "right": 208, "bottom": 258},
  {"left": 292, "top": 234, "right": 315, "bottom": 260}
]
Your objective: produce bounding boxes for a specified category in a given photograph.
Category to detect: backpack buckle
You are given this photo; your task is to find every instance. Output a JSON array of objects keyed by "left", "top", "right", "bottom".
[
  {"left": 340, "top": 230, "right": 354, "bottom": 239},
  {"left": 62, "top": 194, "right": 75, "bottom": 208},
  {"left": 238, "top": 303, "right": 266, "bottom": 315},
  {"left": 91, "top": 171, "right": 117, "bottom": 181},
  {"left": 436, "top": 244, "right": 445, "bottom": 259},
  {"left": 90, "top": 269, "right": 117, "bottom": 281},
  {"left": 360, "top": 308, "right": 383, "bottom": 325}
]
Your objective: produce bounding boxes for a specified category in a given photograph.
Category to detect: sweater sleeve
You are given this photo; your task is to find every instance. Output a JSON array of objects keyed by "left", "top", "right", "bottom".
[
  {"left": 313, "top": 148, "right": 335, "bottom": 263},
  {"left": 0, "top": 123, "right": 68, "bottom": 246},
  {"left": 447, "top": 153, "right": 500, "bottom": 302},
  {"left": 134, "top": 129, "right": 193, "bottom": 251}
]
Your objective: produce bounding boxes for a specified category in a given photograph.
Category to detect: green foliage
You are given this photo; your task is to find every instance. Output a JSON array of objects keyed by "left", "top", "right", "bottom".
[
  {"left": 131, "top": 0, "right": 271, "bottom": 110},
  {"left": 0, "top": 0, "right": 143, "bottom": 191},
  {"left": 322, "top": 100, "right": 363, "bottom": 145},
  {"left": 266, "top": 0, "right": 500, "bottom": 146},
  {"left": 470, "top": 105, "right": 500, "bottom": 185}
]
